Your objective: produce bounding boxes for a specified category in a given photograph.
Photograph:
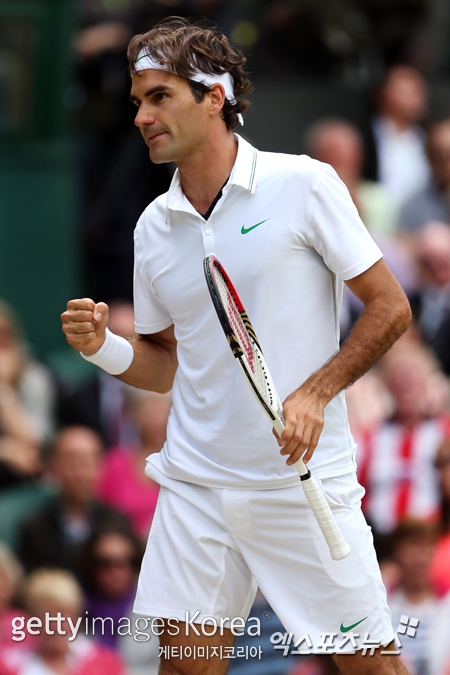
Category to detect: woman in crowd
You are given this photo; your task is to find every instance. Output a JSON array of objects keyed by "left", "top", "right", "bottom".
[
  {"left": 79, "top": 524, "right": 143, "bottom": 649},
  {"left": 0, "top": 301, "right": 54, "bottom": 487},
  {"left": 79, "top": 525, "right": 160, "bottom": 674},
  {"left": 0, "top": 568, "right": 125, "bottom": 675},
  {"left": 0, "top": 543, "right": 26, "bottom": 649}
]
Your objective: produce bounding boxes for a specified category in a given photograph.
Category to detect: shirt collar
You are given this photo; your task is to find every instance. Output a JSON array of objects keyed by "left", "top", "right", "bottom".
[
  {"left": 227, "top": 133, "right": 259, "bottom": 194},
  {"left": 165, "top": 134, "right": 258, "bottom": 222}
]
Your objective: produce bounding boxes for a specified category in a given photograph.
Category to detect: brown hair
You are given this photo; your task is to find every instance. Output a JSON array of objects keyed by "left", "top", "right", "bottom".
[
  {"left": 389, "top": 518, "right": 439, "bottom": 554},
  {"left": 79, "top": 523, "right": 144, "bottom": 593},
  {"left": 127, "top": 16, "right": 253, "bottom": 131}
]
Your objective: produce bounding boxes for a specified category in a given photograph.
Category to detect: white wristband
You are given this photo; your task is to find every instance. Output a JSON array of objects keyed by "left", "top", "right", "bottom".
[{"left": 80, "top": 328, "right": 134, "bottom": 375}]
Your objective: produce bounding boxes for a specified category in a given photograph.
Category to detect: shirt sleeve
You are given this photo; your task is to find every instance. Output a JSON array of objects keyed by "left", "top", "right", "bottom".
[
  {"left": 305, "top": 163, "right": 383, "bottom": 280},
  {"left": 133, "top": 216, "right": 173, "bottom": 334}
]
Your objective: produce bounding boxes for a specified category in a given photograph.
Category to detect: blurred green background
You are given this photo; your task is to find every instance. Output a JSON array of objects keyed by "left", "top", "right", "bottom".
[{"left": 0, "top": 0, "right": 77, "bottom": 358}]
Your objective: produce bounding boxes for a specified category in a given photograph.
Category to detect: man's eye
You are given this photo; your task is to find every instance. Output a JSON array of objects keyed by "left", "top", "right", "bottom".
[{"left": 155, "top": 93, "right": 167, "bottom": 101}]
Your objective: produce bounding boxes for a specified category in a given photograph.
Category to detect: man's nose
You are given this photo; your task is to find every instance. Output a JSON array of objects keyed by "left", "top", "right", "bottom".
[{"left": 135, "top": 106, "right": 155, "bottom": 127}]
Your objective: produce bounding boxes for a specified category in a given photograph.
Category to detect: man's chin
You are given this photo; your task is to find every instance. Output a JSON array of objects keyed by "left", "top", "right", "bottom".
[
  {"left": 148, "top": 151, "right": 173, "bottom": 165},
  {"left": 147, "top": 143, "right": 174, "bottom": 165}
]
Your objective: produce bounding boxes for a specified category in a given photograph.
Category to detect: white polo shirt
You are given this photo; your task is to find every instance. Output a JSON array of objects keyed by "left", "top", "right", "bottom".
[{"left": 134, "top": 134, "right": 382, "bottom": 488}]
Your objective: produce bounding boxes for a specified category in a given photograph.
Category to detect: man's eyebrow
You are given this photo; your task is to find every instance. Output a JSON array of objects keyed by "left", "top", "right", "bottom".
[{"left": 130, "top": 84, "right": 172, "bottom": 102}]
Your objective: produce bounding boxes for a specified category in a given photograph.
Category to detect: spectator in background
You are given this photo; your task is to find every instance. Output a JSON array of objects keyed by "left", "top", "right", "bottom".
[
  {"left": 79, "top": 521, "right": 160, "bottom": 675},
  {"left": 79, "top": 525, "right": 142, "bottom": 650},
  {"left": 0, "top": 543, "right": 26, "bottom": 649},
  {"left": 368, "top": 65, "right": 430, "bottom": 208},
  {"left": 355, "top": 338, "right": 450, "bottom": 551},
  {"left": 387, "top": 520, "right": 439, "bottom": 675},
  {"left": 409, "top": 222, "right": 450, "bottom": 375},
  {"left": 428, "top": 438, "right": 450, "bottom": 596},
  {"left": 59, "top": 300, "right": 138, "bottom": 449},
  {"left": 399, "top": 118, "right": 450, "bottom": 232},
  {"left": 18, "top": 426, "right": 130, "bottom": 574},
  {"left": 306, "top": 118, "right": 399, "bottom": 238},
  {"left": 0, "top": 301, "right": 55, "bottom": 488},
  {"left": 97, "top": 391, "right": 171, "bottom": 538},
  {"left": 0, "top": 568, "right": 125, "bottom": 675}
]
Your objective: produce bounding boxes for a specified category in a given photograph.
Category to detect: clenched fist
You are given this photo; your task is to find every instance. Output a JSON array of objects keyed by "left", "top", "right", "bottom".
[{"left": 61, "top": 298, "right": 109, "bottom": 356}]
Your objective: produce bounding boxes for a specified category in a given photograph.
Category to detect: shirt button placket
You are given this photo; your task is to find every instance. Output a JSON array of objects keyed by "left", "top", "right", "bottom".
[{"left": 202, "top": 221, "right": 216, "bottom": 256}]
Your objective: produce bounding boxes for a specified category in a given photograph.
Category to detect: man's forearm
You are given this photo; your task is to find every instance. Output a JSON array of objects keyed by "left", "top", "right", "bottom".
[
  {"left": 301, "top": 288, "right": 411, "bottom": 406},
  {"left": 116, "top": 332, "right": 178, "bottom": 393}
]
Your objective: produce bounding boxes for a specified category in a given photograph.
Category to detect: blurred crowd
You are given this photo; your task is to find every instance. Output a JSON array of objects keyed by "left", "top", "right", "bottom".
[
  {"left": 0, "top": 297, "right": 170, "bottom": 674},
  {"left": 1, "top": 0, "right": 450, "bottom": 674}
]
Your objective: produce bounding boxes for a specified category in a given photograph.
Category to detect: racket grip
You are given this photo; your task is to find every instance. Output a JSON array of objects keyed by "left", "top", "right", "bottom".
[{"left": 295, "top": 459, "right": 351, "bottom": 561}]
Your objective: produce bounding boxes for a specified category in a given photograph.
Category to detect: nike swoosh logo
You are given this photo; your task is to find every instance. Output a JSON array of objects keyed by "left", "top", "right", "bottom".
[
  {"left": 241, "top": 219, "right": 270, "bottom": 234},
  {"left": 340, "top": 617, "right": 368, "bottom": 633}
]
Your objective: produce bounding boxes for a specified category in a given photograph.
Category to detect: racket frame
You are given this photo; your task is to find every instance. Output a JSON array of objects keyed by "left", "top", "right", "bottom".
[
  {"left": 204, "top": 256, "right": 281, "bottom": 424},
  {"left": 203, "top": 254, "right": 351, "bottom": 561}
]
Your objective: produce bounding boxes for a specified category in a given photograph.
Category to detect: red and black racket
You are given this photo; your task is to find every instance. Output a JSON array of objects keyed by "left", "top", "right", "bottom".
[{"left": 204, "top": 255, "right": 350, "bottom": 561}]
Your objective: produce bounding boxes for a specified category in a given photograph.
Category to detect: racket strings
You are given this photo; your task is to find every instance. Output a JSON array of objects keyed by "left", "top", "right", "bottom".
[
  {"left": 229, "top": 301, "right": 254, "bottom": 370},
  {"left": 215, "top": 269, "right": 276, "bottom": 410}
]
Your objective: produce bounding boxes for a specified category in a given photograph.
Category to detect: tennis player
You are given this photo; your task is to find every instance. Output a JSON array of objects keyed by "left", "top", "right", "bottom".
[{"left": 62, "top": 17, "right": 412, "bottom": 675}]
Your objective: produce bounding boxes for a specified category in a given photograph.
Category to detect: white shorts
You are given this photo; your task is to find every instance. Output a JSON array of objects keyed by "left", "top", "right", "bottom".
[{"left": 134, "top": 466, "right": 394, "bottom": 653}]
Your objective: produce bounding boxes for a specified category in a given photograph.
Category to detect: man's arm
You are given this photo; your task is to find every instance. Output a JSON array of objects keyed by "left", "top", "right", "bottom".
[
  {"left": 277, "top": 259, "right": 412, "bottom": 465},
  {"left": 119, "top": 328, "right": 177, "bottom": 392},
  {"left": 61, "top": 299, "right": 177, "bottom": 393}
]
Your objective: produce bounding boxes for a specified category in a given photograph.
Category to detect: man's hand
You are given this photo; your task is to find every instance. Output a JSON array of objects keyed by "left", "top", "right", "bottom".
[
  {"left": 274, "top": 384, "right": 327, "bottom": 466},
  {"left": 61, "top": 299, "right": 109, "bottom": 356}
]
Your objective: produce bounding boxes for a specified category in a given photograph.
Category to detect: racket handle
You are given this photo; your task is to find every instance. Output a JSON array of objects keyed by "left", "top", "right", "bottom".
[
  {"left": 272, "top": 418, "right": 350, "bottom": 559},
  {"left": 294, "top": 458, "right": 351, "bottom": 561}
]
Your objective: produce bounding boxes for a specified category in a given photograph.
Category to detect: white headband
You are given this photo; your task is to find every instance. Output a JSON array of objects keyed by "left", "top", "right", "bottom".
[{"left": 134, "top": 49, "right": 244, "bottom": 126}]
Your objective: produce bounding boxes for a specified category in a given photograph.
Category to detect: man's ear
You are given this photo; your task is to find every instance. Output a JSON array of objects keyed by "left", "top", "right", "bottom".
[{"left": 207, "top": 83, "right": 226, "bottom": 118}]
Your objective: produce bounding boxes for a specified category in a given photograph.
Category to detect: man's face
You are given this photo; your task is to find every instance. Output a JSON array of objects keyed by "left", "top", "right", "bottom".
[
  {"left": 380, "top": 68, "right": 427, "bottom": 124},
  {"left": 393, "top": 537, "right": 435, "bottom": 589},
  {"left": 130, "top": 69, "right": 209, "bottom": 166},
  {"left": 52, "top": 428, "right": 102, "bottom": 504},
  {"left": 93, "top": 533, "right": 138, "bottom": 600},
  {"left": 313, "top": 127, "right": 363, "bottom": 181}
]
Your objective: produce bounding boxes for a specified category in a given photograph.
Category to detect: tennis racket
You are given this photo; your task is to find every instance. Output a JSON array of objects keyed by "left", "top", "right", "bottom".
[{"left": 203, "top": 255, "right": 351, "bottom": 561}]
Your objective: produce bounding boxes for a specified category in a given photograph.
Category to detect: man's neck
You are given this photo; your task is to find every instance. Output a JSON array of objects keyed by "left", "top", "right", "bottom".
[
  {"left": 177, "top": 131, "right": 238, "bottom": 216},
  {"left": 381, "top": 113, "right": 412, "bottom": 134}
]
